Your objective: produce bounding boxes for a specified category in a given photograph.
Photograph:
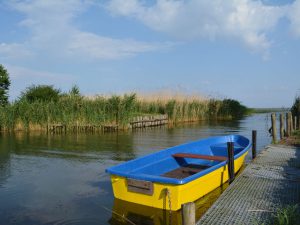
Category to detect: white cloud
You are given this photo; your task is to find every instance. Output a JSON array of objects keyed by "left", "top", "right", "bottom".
[
  {"left": 5, "top": 64, "right": 77, "bottom": 99},
  {"left": 0, "top": 43, "right": 33, "bottom": 59},
  {"left": 2, "top": 0, "right": 300, "bottom": 62},
  {"left": 7, "top": 64, "right": 73, "bottom": 80},
  {"left": 288, "top": 0, "right": 300, "bottom": 37},
  {"left": 107, "top": 0, "right": 292, "bottom": 56},
  {"left": 67, "top": 32, "right": 168, "bottom": 59},
  {"left": 0, "top": 0, "right": 168, "bottom": 61}
]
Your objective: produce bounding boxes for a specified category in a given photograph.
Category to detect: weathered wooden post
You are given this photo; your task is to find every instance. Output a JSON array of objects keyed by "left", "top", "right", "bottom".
[
  {"left": 290, "top": 112, "right": 294, "bottom": 133},
  {"left": 252, "top": 130, "right": 257, "bottom": 159},
  {"left": 182, "top": 202, "right": 195, "bottom": 225},
  {"left": 280, "top": 113, "right": 284, "bottom": 139},
  {"left": 294, "top": 116, "right": 297, "bottom": 131},
  {"left": 271, "top": 113, "right": 277, "bottom": 143},
  {"left": 286, "top": 112, "right": 290, "bottom": 137},
  {"left": 227, "top": 142, "right": 235, "bottom": 184}
]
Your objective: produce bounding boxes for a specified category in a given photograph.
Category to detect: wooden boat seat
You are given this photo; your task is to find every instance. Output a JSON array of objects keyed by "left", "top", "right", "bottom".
[
  {"left": 162, "top": 153, "right": 228, "bottom": 179},
  {"left": 172, "top": 153, "right": 227, "bottom": 161},
  {"left": 162, "top": 164, "right": 210, "bottom": 179}
]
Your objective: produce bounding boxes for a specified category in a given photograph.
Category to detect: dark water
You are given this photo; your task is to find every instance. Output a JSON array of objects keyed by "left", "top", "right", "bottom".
[{"left": 0, "top": 113, "right": 273, "bottom": 225}]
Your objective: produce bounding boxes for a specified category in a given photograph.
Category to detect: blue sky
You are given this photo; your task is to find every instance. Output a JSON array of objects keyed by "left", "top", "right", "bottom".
[{"left": 0, "top": 0, "right": 299, "bottom": 108}]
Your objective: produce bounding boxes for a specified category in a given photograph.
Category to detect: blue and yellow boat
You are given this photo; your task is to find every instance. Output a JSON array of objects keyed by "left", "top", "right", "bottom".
[{"left": 106, "top": 135, "right": 250, "bottom": 211}]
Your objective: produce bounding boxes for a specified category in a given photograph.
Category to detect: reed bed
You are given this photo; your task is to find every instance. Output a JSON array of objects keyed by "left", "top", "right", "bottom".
[{"left": 0, "top": 93, "right": 248, "bottom": 131}]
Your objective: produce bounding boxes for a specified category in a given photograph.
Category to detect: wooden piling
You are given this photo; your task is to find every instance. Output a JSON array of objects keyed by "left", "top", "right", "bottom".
[
  {"left": 182, "top": 202, "right": 195, "bottom": 225},
  {"left": 252, "top": 130, "right": 257, "bottom": 159},
  {"left": 290, "top": 113, "right": 294, "bottom": 133},
  {"left": 271, "top": 113, "right": 277, "bottom": 143},
  {"left": 227, "top": 142, "right": 235, "bottom": 184},
  {"left": 286, "top": 112, "right": 290, "bottom": 137},
  {"left": 280, "top": 113, "right": 284, "bottom": 139}
]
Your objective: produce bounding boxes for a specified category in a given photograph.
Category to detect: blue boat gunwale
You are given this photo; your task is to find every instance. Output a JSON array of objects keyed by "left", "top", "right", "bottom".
[{"left": 106, "top": 135, "right": 251, "bottom": 185}]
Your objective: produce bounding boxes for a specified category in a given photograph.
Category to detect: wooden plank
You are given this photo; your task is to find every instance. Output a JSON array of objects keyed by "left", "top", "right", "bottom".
[
  {"left": 162, "top": 164, "right": 210, "bottom": 179},
  {"left": 127, "top": 178, "right": 153, "bottom": 195},
  {"left": 173, "top": 153, "right": 227, "bottom": 161}
]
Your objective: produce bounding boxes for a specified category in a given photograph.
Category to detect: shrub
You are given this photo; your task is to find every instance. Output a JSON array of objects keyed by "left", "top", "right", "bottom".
[{"left": 20, "top": 85, "right": 61, "bottom": 103}]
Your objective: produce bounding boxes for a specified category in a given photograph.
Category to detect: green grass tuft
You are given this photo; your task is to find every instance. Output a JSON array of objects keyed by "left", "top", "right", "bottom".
[{"left": 274, "top": 205, "right": 300, "bottom": 225}]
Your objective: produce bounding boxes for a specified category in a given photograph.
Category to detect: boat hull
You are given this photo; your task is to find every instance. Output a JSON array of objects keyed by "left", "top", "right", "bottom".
[{"left": 110, "top": 151, "right": 248, "bottom": 210}]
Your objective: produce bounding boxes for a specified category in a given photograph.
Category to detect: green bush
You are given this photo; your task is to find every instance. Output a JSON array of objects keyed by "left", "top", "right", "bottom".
[
  {"left": 0, "top": 64, "right": 11, "bottom": 106},
  {"left": 20, "top": 85, "right": 61, "bottom": 103}
]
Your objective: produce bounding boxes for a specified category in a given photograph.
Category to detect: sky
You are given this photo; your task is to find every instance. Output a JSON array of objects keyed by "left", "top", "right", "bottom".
[{"left": 0, "top": 0, "right": 299, "bottom": 108}]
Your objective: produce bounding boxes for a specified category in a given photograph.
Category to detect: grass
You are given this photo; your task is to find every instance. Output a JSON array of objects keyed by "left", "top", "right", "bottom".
[
  {"left": 252, "top": 205, "right": 300, "bottom": 225},
  {"left": 0, "top": 93, "right": 249, "bottom": 131},
  {"left": 279, "top": 130, "right": 300, "bottom": 147},
  {"left": 274, "top": 205, "right": 300, "bottom": 225}
]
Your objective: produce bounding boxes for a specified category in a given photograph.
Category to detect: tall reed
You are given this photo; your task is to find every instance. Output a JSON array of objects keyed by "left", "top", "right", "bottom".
[{"left": 0, "top": 93, "right": 248, "bottom": 131}]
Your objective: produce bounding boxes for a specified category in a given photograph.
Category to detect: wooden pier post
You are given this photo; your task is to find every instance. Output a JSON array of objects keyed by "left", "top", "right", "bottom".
[
  {"left": 252, "top": 130, "right": 257, "bottom": 159},
  {"left": 286, "top": 112, "right": 290, "bottom": 137},
  {"left": 227, "top": 142, "right": 235, "bottom": 184},
  {"left": 182, "top": 202, "right": 195, "bottom": 225},
  {"left": 280, "top": 113, "right": 284, "bottom": 140},
  {"left": 271, "top": 113, "right": 277, "bottom": 143},
  {"left": 290, "top": 113, "right": 294, "bottom": 133}
]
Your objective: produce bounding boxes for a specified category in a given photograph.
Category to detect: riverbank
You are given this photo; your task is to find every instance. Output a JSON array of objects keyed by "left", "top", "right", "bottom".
[
  {"left": 0, "top": 94, "right": 248, "bottom": 132},
  {"left": 197, "top": 143, "right": 300, "bottom": 225}
]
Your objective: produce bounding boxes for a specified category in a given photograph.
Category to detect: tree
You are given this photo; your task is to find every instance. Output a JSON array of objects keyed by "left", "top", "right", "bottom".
[
  {"left": 20, "top": 85, "right": 61, "bottom": 102},
  {"left": 69, "top": 85, "right": 81, "bottom": 97},
  {"left": 0, "top": 64, "right": 11, "bottom": 106}
]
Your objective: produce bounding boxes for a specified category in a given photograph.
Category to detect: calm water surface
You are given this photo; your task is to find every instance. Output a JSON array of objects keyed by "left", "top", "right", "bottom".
[{"left": 0, "top": 113, "right": 273, "bottom": 225}]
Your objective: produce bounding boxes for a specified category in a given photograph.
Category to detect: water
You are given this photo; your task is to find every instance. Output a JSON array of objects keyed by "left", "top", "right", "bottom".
[{"left": 0, "top": 113, "right": 273, "bottom": 225}]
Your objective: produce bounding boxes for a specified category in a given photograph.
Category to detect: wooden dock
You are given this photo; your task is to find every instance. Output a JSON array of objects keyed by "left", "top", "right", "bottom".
[
  {"left": 130, "top": 115, "right": 168, "bottom": 129},
  {"left": 197, "top": 145, "right": 300, "bottom": 225}
]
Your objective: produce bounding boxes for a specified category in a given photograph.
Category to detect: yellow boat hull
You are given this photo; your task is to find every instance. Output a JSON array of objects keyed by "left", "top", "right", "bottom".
[{"left": 110, "top": 151, "right": 248, "bottom": 210}]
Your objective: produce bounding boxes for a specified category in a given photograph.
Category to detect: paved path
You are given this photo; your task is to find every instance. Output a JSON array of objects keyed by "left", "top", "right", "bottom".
[{"left": 198, "top": 145, "right": 300, "bottom": 225}]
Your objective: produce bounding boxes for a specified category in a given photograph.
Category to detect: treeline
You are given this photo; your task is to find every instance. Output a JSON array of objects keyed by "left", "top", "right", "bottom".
[{"left": 0, "top": 85, "right": 248, "bottom": 131}]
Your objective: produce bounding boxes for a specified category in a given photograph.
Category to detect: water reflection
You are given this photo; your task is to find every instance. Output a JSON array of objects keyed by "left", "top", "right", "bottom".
[
  {"left": 0, "top": 133, "right": 11, "bottom": 186},
  {"left": 109, "top": 199, "right": 181, "bottom": 225},
  {"left": 1, "top": 131, "right": 136, "bottom": 161}
]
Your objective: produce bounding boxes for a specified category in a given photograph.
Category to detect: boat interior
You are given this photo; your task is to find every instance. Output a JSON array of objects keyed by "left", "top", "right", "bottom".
[
  {"left": 107, "top": 135, "right": 250, "bottom": 183},
  {"left": 130, "top": 142, "right": 245, "bottom": 179}
]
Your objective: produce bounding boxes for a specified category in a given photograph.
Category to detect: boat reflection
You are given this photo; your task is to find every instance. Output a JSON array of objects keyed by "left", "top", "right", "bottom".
[{"left": 109, "top": 198, "right": 182, "bottom": 225}]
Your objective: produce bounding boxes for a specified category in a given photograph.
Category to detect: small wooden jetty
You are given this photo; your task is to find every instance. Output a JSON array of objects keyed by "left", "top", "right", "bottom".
[
  {"left": 197, "top": 144, "right": 300, "bottom": 225},
  {"left": 129, "top": 115, "right": 168, "bottom": 129}
]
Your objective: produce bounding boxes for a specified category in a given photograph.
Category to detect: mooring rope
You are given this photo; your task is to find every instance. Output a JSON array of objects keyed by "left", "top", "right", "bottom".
[{"left": 166, "top": 188, "right": 172, "bottom": 225}]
